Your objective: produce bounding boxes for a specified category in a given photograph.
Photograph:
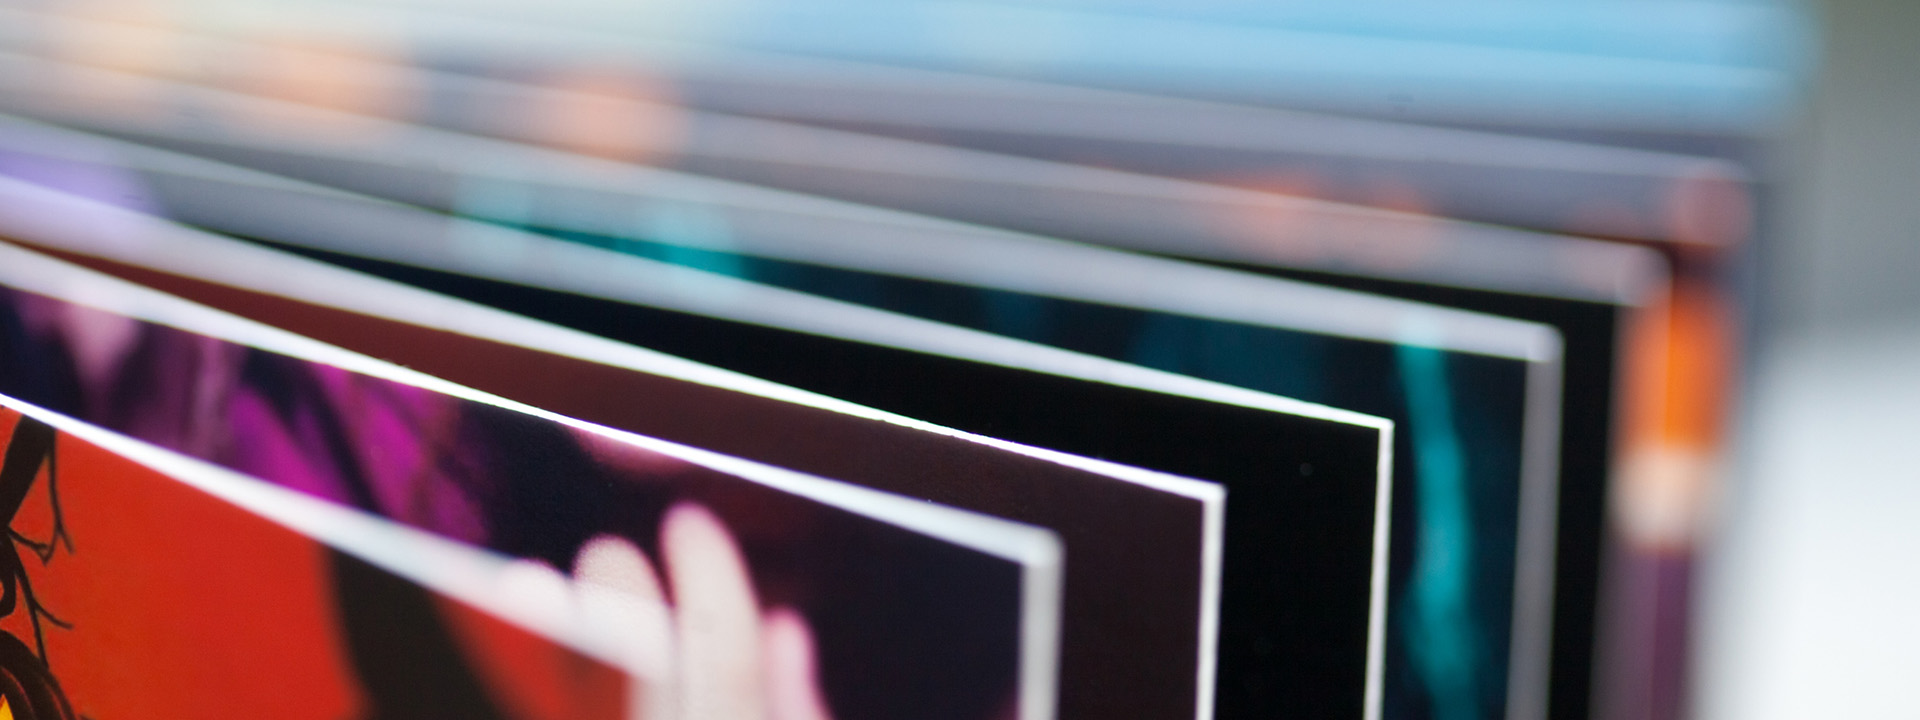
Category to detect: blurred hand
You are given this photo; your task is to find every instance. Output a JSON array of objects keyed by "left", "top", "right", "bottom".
[{"left": 571, "top": 503, "right": 835, "bottom": 720}]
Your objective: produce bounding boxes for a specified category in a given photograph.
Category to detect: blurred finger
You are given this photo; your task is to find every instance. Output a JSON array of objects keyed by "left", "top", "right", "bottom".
[
  {"left": 577, "top": 533, "right": 668, "bottom": 604},
  {"left": 494, "top": 558, "right": 574, "bottom": 623},
  {"left": 662, "top": 503, "right": 765, "bottom": 720},
  {"left": 762, "top": 608, "right": 834, "bottom": 720},
  {"left": 575, "top": 534, "right": 676, "bottom": 719}
]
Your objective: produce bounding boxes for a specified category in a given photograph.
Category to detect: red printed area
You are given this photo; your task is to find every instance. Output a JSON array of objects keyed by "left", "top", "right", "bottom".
[
  {"left": 438, "top": 596, "right": 627, "bottom": 720},
  {"left": 0, "top": 408, "right": 625, "bottom": 720},
  {"left": 0, "top": 409, "right": 360, "bottom": 719}
]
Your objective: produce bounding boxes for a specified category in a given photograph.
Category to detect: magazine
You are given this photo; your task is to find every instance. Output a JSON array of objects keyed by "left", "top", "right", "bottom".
[
  {"left": 0, "top": 242, "right": 1067, "bottom": 720},
  {"left": 0, "top": 171, "right": 1394, "bottom": 720}
]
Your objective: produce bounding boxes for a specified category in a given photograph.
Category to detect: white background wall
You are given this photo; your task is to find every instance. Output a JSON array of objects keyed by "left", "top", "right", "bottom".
[{"left": 1697, "top": 0, "right": 1920, "bottom": 717}]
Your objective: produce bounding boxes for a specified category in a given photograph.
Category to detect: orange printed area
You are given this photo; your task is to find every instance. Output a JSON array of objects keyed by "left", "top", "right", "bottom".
[
  {"left": 39, "top": 0, "right": 186, "bottom": 75},
  {"left": 1204, "top": 191, "right": 1329, "bottom": 265},
  {"left": 30, "top": 5, "right": 182, "bottom": 119},
  {"left": 526, "top": 68, "right": 690, "bottom": 165},
  {"left": 135, "top": 30, "right": 419, "bottom": 145},
  {"left": 1206, "top": 172, "right": 1327, "bottom": 260},
  {"left": 1206, "top": 173, "right": 1445, "bottom": 273},
  {"left": 0, "top": 694, "right": 12, "bottom": 720},
  {"left": 1613, "top": 279, "right": 1737, "bottom": 550},
  {"left": 219, "top": 34, "right": 419, "bottom": 125},
  {"left": 1214, "top": 172, "right": 1325, "bottom": 201},
  {"left": 30, "top": 4, "right": 410, "bottom": 144}
]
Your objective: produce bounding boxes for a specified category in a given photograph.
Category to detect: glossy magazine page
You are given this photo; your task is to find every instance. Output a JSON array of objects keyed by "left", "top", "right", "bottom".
[
  {"left": 0, "top": 167, "right": 1387, "bottom": 720},
  {"left": 0, "top": 41, "right": 1582, "bottom": 720},
  {"left": 0, "top": 395, "right": 631, "bottom": 720},
  {"left": 0, "top": 243, "right": 1066, "bottom": 720},
  {"left": 0, "top": 138, "right": 1393, "bottom": 720},
  {"left": 0, "top": 170, "right": 1231, "bottom": 720},
  {"left": 0, "top": 101, "right": 1454, "bottom": 720}
]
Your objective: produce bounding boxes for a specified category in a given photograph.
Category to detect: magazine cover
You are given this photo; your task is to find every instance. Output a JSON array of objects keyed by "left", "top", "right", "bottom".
[{"left": 0, "top": 242, "right": 1065, "bottom": 720}]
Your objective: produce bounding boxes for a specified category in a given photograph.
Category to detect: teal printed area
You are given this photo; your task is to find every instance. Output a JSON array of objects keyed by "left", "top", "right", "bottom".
[{"left": 1399, "top": 343, "right": 1481, "bottom": 720}]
